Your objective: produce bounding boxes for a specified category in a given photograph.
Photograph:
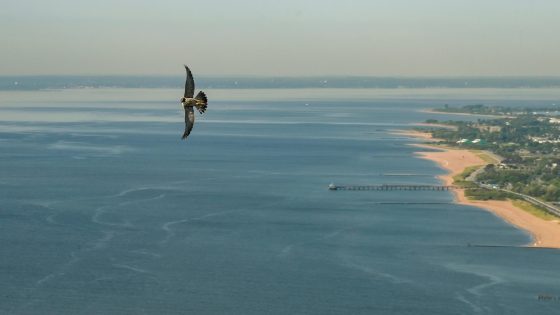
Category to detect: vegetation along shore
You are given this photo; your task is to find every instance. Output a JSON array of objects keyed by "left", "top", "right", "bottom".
[{"left": 398, "top": 104, "right": 560, "bottom": 248}]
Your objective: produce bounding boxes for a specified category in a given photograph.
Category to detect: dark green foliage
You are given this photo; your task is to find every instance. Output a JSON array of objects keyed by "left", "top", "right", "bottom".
[
  {"left": 427, "top": 105, "right": 560, "bottom": 202},
  {"left": 434, "top": 104, "right": 507, "bottom": 115},
  {"left": 465, "top": 188, "right": 519, "bottom": 201}
]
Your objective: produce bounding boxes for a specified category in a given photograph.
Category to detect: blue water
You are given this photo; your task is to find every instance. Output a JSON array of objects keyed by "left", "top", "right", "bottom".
[{"left": 1, "top": 88, "right": 560, "bottom": 314}]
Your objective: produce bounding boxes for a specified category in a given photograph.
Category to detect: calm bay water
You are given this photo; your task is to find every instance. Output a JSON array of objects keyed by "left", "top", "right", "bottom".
[{"left": 1, "top": 88, "right": 560, "bottom": 314}]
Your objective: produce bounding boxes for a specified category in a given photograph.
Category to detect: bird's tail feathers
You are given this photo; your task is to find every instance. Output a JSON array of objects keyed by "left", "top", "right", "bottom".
[
  {"left": 195, "top": 91, "right": 208, "bottom": 114},
  {"left": 195, "top": 91, "right": 207, "bottom": 103}
]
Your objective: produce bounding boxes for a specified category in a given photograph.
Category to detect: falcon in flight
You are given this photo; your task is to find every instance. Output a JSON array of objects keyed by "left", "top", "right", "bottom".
[{"left": 180, "top": 65, "right": 208, "bottom": 140}]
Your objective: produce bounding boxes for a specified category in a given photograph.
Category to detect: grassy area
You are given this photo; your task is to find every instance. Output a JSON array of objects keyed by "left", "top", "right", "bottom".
[
  {"left": 472, "top": 150, "right": 500, "bottom": 164},
  {"left": 464, "top": 188, "right": 517, "bottom": 201},
  {"left": 452, "top": 165, "right": 482, "bottom": 188},
  {"left": 454, "top": 163, "right": 518, "bottom": 200},
  {"left": 511, "top": 200, "right": 560, "bottom": 221}
]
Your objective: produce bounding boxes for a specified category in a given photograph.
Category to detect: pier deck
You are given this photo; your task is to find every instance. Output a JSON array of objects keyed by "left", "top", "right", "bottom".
[{"left": 328, "top": 184, "right": 456, "bottom": 191}]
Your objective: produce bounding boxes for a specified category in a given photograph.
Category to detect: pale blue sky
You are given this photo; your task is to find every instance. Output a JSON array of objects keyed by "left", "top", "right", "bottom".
[{"left": 2, "top": 0, "right": 559, "bottom": 76}]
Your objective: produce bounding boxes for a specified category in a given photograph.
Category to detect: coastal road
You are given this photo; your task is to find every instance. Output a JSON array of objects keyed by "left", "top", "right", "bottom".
[
  {"left": 467, "top": 153, "right": 560, "bottom": 218},
  {"left": 499, "top": 188, "right": 560, "bottom": 217},
  {"left": 476, "top": 182, "right": 560, "bottom": 217}
]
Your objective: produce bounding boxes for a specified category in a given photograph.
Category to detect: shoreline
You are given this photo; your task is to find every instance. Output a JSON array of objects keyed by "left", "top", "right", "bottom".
[
  {"left": 397, "top": 129, "right": 560, "bottom": 248},
  {"left": 419, "top": 108, "right": 511, "bottom": 118}
]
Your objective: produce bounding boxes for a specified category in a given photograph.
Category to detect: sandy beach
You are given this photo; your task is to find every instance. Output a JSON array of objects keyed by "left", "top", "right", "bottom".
[
  {"left": 403, "top": 130, "right": 560, "bottom": 248},
  {"left": 392, "top": 129, "right": 446, "bottom": 142}
]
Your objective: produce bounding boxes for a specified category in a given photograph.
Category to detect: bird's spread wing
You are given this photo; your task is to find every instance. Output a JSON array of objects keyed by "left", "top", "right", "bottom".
[
  {"left": 184, "top": 65, "right": 195, "bottom": 98},
  {"left": 182, "top": 106, "right": 195, "bottom": 140}
]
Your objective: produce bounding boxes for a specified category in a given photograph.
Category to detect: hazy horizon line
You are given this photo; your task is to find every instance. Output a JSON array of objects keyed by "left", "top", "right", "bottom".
[
  {"left": 2, "top": 74, "right": 560, "bottom": 79},
  {"left": 4, "top": 75, "right": 560, "bottom": 91}
]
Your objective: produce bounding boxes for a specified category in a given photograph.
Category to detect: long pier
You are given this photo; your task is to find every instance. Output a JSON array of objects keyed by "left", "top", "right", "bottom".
[
  {"left": 467, "top": 244, "right": 559, "bottom": 250},
  {"left": 328, "top": 184, "right": 456, "bottom": 191}
]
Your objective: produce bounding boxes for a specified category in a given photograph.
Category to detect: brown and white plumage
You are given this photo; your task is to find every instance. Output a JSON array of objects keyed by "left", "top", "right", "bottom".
[{"left": 180, "top": 65, "right": 208, "bottom": 140}]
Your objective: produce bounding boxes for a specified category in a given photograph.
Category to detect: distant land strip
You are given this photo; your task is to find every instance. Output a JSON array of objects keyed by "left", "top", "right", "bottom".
[{"left": 3, "top": 76, "right": 560, "bottom": 90}]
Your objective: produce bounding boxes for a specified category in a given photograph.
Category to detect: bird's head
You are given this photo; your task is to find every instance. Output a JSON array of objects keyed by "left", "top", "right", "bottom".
[{"left": 180, "top": 97, "right": 186, "bottom": 104}]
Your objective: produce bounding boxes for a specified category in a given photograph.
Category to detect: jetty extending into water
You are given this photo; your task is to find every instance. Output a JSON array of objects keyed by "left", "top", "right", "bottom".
[{"left": 328, "top": 183, "right": 456, "bottom": 191}]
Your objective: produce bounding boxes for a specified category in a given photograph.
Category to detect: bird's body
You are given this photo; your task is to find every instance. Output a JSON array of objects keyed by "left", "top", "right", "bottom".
[
  {"left": 180, "top": 65, "right": 208, "bottom": 140},
  {"left": 181, "top": 96, "right": 207, "bottom": 108}
]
